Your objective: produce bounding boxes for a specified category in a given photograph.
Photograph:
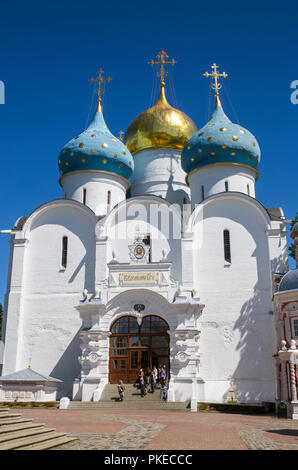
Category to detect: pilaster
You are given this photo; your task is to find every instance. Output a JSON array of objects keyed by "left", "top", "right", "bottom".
[{"left": 2, "top": 237, "right": 29, "bottom": 374}]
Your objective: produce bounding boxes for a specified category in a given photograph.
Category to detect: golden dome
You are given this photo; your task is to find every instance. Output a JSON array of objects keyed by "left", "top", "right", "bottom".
[{"left": 124, "top": 84, "right": 197, "bottom": 156}]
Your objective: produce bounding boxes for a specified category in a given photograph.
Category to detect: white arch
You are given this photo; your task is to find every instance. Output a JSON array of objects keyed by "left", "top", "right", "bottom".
[
  {"left": 102, "top": 194, "right": 183, "bottom": 231},
  {"left": 21, "top": 199, "right": 98, "bottom": 238},
  {"left": 104, "top": 288, "right": 174, "bottom": 328},
  {"left": 187, "top": 192, "right": 272, "bottom": 233}
]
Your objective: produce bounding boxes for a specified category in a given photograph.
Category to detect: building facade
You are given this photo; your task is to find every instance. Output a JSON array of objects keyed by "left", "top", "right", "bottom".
[
  {"left": 0, "top": 59, "right": 290, "bottom": 405},
  {"left": 274, "top": 224, "right": 298, "bottom": 418}
]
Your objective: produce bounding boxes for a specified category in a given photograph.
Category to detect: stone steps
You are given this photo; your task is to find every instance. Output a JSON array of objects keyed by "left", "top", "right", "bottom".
[
  {"left": 100, "top": 384, "right": 167, "bottom": 401},
  {"left": 0, "top": 417, "right": 33, "bottom": 426},
  {"left": 0, "top": 430, "right": 66, "bottom": 450},
  {"left": 0, "top": 412, "right": 22, "bottom": 420},
  {"left": 69, "top": 401, "right": 189, "bottom": 410},
  {"left": 0, "top": 422, "right": 45, "bottom": 434},
  {"left": 0, "top": 409, "right": 77, "bottom": 450},
  {"left": 0, "top": 426, "right": 57, "bottom": 444},
  {"left": 69, "top": 384, "right": 189, "bottom": 411},
  {"left": 17, "top": 435, "right": 77, "bottom": 451}
]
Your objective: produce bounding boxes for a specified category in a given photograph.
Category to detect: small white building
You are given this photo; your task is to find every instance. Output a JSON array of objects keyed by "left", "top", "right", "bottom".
[
  {"left": 0, "top": 60, "right": 290, "bottom": 405},
  {"left": 0, "top": 367, "right": 61, "bottom": 402}
]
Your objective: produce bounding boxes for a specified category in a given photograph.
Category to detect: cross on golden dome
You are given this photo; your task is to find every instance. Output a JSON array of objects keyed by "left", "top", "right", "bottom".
[
  {"left": 148, "top": 49, "right": 177, "bottom": 87},
  {"left": 203, "top": 63, "right": 228, "bottom": 97},
  {"left": 89, "top": 68, "right": 112, "bottom": 110}
]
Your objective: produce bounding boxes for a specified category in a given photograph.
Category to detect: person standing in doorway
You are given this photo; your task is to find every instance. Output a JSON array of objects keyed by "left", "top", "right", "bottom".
[
  {"left": 153, "top": 366, "right": 158, "bottom": 388},
  {"left": 138, "top": 368, "right": 144, "bottom": 389},
  {"left": 160, "top": 367, "right": 166, "bottom": 387},
  {"left": 117, "top": 380, "right": 125, "bottom": 401},
  {"left": 162, "top": 380, "right": 168, "bottom": 401},
  {"left": 140, "top": 377, "right": 146, "bottom": 397},
  {"left": 150, "top": 370, "right": 155, "bottom": 393},
  {"left": 158, "top": 365, "right": 162, "bottom": 388},
  {"left": 146, "top": 368, "right": 151, "bottom": 392}
]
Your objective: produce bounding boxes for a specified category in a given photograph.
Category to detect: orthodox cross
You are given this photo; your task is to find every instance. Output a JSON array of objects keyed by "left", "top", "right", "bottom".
[
  {"left": 118, "top": 130, "right": 124, "bottom": 141},
  {"left": 148, "top": 49, "right": 177, "bottom": 86},
  {"left": 89, "top": 68, "right": 112, "bottom": 110},
  {"left": 203, "top": 63, "right": 228, "bottom": 97}
]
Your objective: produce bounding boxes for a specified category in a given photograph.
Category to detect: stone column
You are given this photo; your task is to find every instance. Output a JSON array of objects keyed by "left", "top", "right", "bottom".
[
  {"left": 2, "top": 237, "right": 29, "bottom": 374},
  {"left": 280, "top": 361, "right": 288, "bottom": 402},
  {"left": 180, "top": 233, "right": 194, "bottom": 291},
  {"left": 95, "top": 221, "right": 108, "bottom": 290},
  {"left": 289, "top": 362, "right": 297, "bottom": 402}
]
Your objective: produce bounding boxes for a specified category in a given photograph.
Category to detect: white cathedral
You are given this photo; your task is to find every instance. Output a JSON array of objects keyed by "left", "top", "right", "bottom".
[{"left": 0, "top": 55, "right": 291, "bottom": 406}]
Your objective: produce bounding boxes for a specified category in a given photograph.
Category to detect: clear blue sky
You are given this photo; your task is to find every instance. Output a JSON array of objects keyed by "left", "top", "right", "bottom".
[{"left": 0, "top": 0, "right": 297, "bottom": 302}]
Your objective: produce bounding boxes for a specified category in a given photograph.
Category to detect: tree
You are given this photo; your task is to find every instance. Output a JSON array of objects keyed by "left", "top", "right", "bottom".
[{"left": 289, "top": 212, "right": 298, "bottom": 261}]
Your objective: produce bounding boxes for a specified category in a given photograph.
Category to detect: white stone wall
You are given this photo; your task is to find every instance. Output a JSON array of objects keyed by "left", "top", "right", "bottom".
[
  {"left": 130, "top": 149, "right": 190, "bottom": 206},
  {"left": 0, "top": 384, "right": 58, "bottom": 402},
  {"left": 102, "top": 197, "right": 183, "bottom": 286},
  {"left": 2, "top": 200, "right": 97, "bottom": 398},
  {"left": 189, "top": 193, "right": 277, "bottom": 403},
  {"left": 61, "top": 172, "right": 128, "bottom": 216},
  {"left": 2, "top": 181, "right": 288, "bottom": 404},
  {"left": 188, "top": 164, "right": 256, "bottom": 205}
]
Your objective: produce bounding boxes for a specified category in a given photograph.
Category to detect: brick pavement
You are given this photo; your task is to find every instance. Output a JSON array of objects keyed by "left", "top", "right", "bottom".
[{"left": 18, "top": 408, "right": 298, "bottom": 450}]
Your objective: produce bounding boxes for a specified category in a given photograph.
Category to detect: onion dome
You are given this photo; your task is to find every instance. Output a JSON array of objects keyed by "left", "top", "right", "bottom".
[
  {"left": 58, "top": 105, "right": 134, "bottom": 183},
  {"left": 124, "top": 83, "right": 197, "bottom": 156},
  {"left": 181, "top": 96, "right": 261, "bottom": 175},
  {"left": 279, "top": 270, "right": 298, "bottom": 292},
  {"left": 292, "top": 222, "right": 298, "bottom": 234}
]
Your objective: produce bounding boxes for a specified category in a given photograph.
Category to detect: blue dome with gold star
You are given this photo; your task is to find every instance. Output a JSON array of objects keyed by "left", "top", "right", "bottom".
[
  {"left": 58, "top": 105, "right": 134, "bottom": 182},
  {"left": 181, "top": 97, "right": 261, "bottom": 175}
]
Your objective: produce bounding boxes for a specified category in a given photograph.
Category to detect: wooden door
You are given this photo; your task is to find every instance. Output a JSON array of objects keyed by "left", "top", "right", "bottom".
[
  {"left": 109, "top": 315, "right": 169, "bottom": 384},
  {"left": 128, "top": 349, "right": 150, "bottom": 383}
]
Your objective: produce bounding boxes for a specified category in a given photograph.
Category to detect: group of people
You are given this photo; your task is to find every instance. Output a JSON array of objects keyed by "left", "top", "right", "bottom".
[
  {"left": 117, "top": 364, "right": 169, "bottom": 402},
  {"left": 138, "top": 365, "right": 168, "bottom": 400}
]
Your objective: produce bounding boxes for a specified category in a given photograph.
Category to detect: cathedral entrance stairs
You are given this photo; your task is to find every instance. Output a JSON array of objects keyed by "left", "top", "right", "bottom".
[
  {"left": 69, "top": 384, "right": 190, "bottom": 410},
  {"left": 0, "top": 407, "right": 77, "bottom": 450}
]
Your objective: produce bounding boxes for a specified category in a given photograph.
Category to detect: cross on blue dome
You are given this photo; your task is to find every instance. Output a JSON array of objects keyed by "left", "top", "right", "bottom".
[
  {"left": 58, "top": 105, "right": 134, "bottom": 183},
  {"left": 181, "top": 96, "right": 261, "bottom": 176}
]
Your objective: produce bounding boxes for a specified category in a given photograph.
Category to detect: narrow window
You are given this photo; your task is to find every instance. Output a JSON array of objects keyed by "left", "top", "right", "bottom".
[
  {"left": 293, "top": 319, "right": 298, "bottom": 337},
  {"left": 83, "top": 188, "right": 87, "bottom": 205},
  {"left": 143, "top": 235, "right": 151, "bottom": 262},
  {"left": 201, "top": 185, "right": 205, "bottom": 201},
  {"left": 225, "top": 181, "right": 229, "bottom": 192},
  {"left": 107, "top": 190, "right": 111, "bottom": 213},
  {"left": 247, "top": 184, "right": 250, "bottom": 196},
  {"left": 223, "top": 230, "right": 231, "bottom": 263},
  {"left": 62, "top": 236, "right": 68, "bottom": 268}
]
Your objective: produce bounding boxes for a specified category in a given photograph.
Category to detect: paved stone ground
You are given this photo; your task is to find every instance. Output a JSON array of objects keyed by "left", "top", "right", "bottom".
[{"left": 18, "top": 409, "right": 298, "bottom": 450}]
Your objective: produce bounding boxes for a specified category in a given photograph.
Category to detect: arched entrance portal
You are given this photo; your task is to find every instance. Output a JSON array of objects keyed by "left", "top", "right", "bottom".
[{"left": 109, "top": 315, "right": 169, "bottom": 384}]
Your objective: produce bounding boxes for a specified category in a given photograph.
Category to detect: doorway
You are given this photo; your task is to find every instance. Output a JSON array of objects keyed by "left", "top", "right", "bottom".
[{"left": 109, "top": 315, "right": 169, "bottom": 384}]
